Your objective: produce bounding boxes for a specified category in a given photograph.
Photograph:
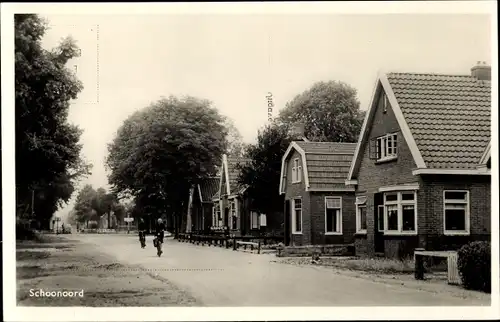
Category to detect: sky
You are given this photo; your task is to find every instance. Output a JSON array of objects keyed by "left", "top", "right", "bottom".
[{"left": 39, "top": 13, "right": 491, "bottom": 221}]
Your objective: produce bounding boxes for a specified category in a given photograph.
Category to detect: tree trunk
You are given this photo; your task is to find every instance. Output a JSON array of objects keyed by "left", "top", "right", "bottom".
[
  {"left": 186, "top": 188, "right": 194, "bottom": 233},
  {"left": 108, "top": 211, "right": 111, "bottom": 229}
]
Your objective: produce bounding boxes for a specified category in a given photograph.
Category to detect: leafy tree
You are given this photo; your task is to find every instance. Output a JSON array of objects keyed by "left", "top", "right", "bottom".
[
  {"left": 73, "top": 184, "right": 97, "bottom": 227},
  {"left": 15, "top": 14, "right": 91, "bottom": 229},
  {"left": 278, "top": 80, "right": 365, "bottom": 142},
  {"left": 106, "top": 96, "right": 229, "bottom": 236},
  {"left": 225, "top": 118, "right": 248, "bottom": 157},
  {"left": 238, "top": 122, "right": 291, "bottom": 216}
]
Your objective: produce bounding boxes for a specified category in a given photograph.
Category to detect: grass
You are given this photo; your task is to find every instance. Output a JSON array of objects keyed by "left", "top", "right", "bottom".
[{"left": 325, "top": 257, "right": 415, "bottom": 274}]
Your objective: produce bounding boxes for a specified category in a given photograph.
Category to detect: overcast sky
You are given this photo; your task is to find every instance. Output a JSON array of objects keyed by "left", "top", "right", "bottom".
[{"left": 39, "top": 13, "right": 491, "bottom": 220}]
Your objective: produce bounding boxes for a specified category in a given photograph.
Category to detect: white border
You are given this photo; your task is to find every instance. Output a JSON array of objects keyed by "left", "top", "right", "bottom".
[{"left": 2, "top": 1, "right": 499, "bottom": 321}]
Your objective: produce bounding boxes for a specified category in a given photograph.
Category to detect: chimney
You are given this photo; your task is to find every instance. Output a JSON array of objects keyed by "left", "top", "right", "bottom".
[
  {"left": 471, "top": 61, "right": 491, "bottom": 81},
  {"left": 289, "top": 122, "right": 309, "bottom": 142}
]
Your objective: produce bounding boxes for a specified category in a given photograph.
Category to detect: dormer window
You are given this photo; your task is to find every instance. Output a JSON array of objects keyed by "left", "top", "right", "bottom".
[
  {"left": 292, "top": 158, "right": 302, "bottom": 183},
  {"left": 376, "top": 133, "right": 398, "bottom": 161}
]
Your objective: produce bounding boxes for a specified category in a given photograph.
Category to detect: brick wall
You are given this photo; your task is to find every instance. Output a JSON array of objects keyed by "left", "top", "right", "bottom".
[
  {"left": 284, "top": 149, "right": 310, "bottom": 246},
  {"left": 309, "top": 192, "right": 356, "bottom": 245},
  {"left": 419, "top": 174, "right": 491, "bottom": 251},
  {"left": 353, "top": 88, "right": 418, "bottom": 257}
]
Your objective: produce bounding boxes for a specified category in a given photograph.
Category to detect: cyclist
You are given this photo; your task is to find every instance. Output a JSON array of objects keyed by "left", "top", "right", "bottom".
[
  {"left": 138, "top": 217, "right": 147, "bottom": 248},
  {"left": 154, "top": 218, "right": 166, "bottom": 256}
]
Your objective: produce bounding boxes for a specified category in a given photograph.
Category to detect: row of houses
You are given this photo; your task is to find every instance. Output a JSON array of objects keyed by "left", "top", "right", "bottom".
[{"left": 184, "top": 62, "right": 492, "bottom": 259}]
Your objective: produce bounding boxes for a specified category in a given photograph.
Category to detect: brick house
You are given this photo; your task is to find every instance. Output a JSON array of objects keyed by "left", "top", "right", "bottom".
[
  {"left": 186, "top": 177, "right": 219, "bottom": 233},
  {"left": 346, "top": 63, "right": 491, "bottom": 258},
  {"left": 212, "top": 154, "right": 254, "bottom": 236},
  {"left": 279, "top": 140, "right": 357, "bottom": 246}
]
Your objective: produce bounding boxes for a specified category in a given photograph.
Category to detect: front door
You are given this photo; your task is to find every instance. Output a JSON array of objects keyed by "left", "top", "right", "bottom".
[
  {"left": 284, "top": 199, "right": 291, "bottom": 246},
  {"left": 374, "top": 192, "right": 385, "bottom": 254}
]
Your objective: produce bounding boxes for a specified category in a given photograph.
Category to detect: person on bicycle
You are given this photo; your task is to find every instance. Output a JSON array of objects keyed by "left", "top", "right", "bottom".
[
  {"left": 138, "top": 218, "right": 147, "bottom": 248},
  {"left": 155, "top": 218, "right": 166, "bottom": 243}
]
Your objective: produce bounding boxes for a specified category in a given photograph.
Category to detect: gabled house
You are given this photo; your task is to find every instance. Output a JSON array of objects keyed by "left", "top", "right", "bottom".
[
  {"left": 212, "top": 154, "right": 252, "bottom": 235},
  {"left": 279, "top": 141, "right": 357, "bottom": 246},
  {"left": 346, "top": 62, "right": 491, "bottom": 258},
  {"left": 186, "top": 177, "right": 220, "bottom": 233}
]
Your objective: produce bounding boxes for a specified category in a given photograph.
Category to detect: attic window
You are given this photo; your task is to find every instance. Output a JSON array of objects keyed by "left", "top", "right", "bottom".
[
  {"left": 292, "top": 158, "right": 302, "bottom": 183},
  {"left": 376, "top": 133, "right": 398, "bottom": 162},
  {"left": 383, "top": 93, "right": 389, "bottom": 113}
]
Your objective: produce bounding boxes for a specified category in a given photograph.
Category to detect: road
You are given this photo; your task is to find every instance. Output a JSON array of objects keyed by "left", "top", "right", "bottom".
[{"left": 69, "top": 233, "right": 488, "bottom": 306}]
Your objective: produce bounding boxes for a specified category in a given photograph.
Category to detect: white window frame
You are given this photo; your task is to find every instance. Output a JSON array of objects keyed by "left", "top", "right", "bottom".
[
  {"left": 376, "top": 133, "right": 398, "bottom": 161},
  {"left": 383, "top": 191, "right": 417, "bottom": 235},
  {"left": 292, "top": 158, "right": 302, "bottom": 183},
  {"left": 292, "top": 197, "right": 302, "bottom": 234},
  {"left": 355, "top": 196, "right": 367, "bottom": 234},
  {"left": 229, "top": 199, "right": 237, "bottom": 230},
  {"left": 443, "top": 190, "right": 470, "bottom": 236},
  {"left": 325, "top": 197, "right": 342, "bottom": 235},
  {"left": 250, "top": 211, "right": 259, "bottom": 229}
]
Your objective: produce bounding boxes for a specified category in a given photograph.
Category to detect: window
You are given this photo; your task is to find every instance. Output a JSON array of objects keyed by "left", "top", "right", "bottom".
[
  {"left": 260, "top": 214, "right": 267, "bottom": 227},
  {"left": 383, "top": 93, "right": 389, "bottom": 113},
  {"left": 213, "top": 204, "right": 222, "bottom": 227},
  {"left": 251, "top": 211, "right": 259, "bottom": 229},
  {"left": 230, "top": 200, "right": 237, "bottom": 230},
  {"left": 356, "top": 196, "right": 367, "bottom": 233},
  {"left": 292, "top": 198, "right": 302, "bottom": 233},
  {"left": 325, "top": 197, "right": 342, "bottom": 234},
  {"left": 443, "top": 191, "right": 469, "bottom": 235},
  {"left": 292, "top": 158, "right": 302, "bottom": 183},
  {"left": 383, "top": 191, "right": 417, "bottom": 234},
  {"left": 376, "top": 133, "right": 398, "bottom": 161}
]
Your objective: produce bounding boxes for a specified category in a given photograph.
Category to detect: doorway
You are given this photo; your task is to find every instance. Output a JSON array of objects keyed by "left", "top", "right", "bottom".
[{"left": 374, "top": 193, "right": 385, "bottom": 254}]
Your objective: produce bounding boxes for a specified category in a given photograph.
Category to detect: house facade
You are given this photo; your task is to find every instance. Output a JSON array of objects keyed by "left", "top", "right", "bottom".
[
  {"left": 186, "top": 177, "right": 219, "bottom": 233},
  {"left": 279, "top": 141, "right": 357, "bottom": 246},
  {"left": 346, "top": 63, "right": 491, "bottom": 258},
  {"left": 212, "top": 154, "right": 253, "bottom": 236}
]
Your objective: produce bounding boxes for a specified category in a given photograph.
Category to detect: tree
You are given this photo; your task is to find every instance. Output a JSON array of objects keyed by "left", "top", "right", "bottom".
[
  {"left": 278, "top": 80, "right": 365, "bottom": 142},
  {"left": 238, "top": 122, "right": 292, "bottom": 216},
  {"left": 225, "top": 118, "right": 248, "bottom": 157},
  {"left": 106, "top": 96, "right": 229, "bottom": 236},
  {"left": 15, "top": 14, "right": 91, "bottom": 229},
  {"left": 73, "top": 184, "right": 97, "bottom": 227}
]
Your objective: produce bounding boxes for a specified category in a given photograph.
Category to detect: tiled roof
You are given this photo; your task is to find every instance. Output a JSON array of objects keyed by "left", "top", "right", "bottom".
[
  {"left": 387, "top": 73, "right": 491, "bottom": 169},
  {"left": 199, "top": 177, "right": 220, "bottom": 202},
  {"left": 295, "top": 141, "right": 356, "bottom": 189},
  {"left": 226, "top": 157, "right": 252, "bottom": 195}
]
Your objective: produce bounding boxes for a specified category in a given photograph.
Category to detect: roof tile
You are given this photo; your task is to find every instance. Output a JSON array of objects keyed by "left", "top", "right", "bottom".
[{"left": 387, "top": 72, "right": 491, "bottom": 169}]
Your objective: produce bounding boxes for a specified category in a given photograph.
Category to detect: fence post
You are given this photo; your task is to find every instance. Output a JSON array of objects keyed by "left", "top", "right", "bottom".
[
  {"left": 233, "top": 237, "right": 237, "bottom": 251},
  {"left": 258, "top": 240, "right": 261, "bottom": 254},
  {"left": 414, "top": 248, "right": 425, "bottom": 280}
]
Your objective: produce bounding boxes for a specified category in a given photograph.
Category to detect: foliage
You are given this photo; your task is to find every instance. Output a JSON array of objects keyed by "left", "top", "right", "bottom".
[
  {"left": 277, "top": 80, "right": 365, "bottom": 142},
  {"left": 457, "top": 241, "right": 491, "bottom": 293},
  {"left": 106, "top": 96, "right": 229, "bottom": 233},
  {"left": 238, "top": 122, "right": 292, "bottom": 215},
  {"left": 72, "top": 184, "right": 123, "bottom": 228},
  {"left": 225, "top": 118, "right": 248, "bottom": 157},
  {"left": 15, "top": 14, "right": 91, "bottom": 228}
]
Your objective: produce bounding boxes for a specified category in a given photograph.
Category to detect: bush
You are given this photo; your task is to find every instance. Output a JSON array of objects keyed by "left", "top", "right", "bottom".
[{"left": 457, "top": 241, "right": 491, "bottom": 293}]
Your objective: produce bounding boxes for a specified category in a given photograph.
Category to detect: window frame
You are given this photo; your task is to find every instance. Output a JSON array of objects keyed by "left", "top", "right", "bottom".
[
  {"left": 443, "top": 190, "right": 470, "bottom": 236},
  {"left": 250, "top": 211, "right": 259, "bottom": 229},
  {"left": 376, "top": 133, "right": 398, "bottom": 162},
  {"left": 324, "top": 196, "right": 343, "bottom": 235},
  {"left": 292, "top": 158, "right": 302, "bottom": 183},
  {"left": 292, "top": 197, "right": 302, "bottom": 234},
  {"left": 355, "top": 196, "right": 367, "bottom": 234},
  {"left": 383, "top": 191, "right": 418, "bottom": 235}
]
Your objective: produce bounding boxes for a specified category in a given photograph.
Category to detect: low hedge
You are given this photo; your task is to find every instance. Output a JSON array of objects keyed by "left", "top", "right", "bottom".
[{"left": 457, "top": 241, "right": 491, "bottom": 293}]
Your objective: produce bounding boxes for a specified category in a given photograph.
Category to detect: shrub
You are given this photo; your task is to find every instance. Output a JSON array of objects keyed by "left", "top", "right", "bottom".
[{"left": 457, "top": 241, "right": 491, "bottom": 293}]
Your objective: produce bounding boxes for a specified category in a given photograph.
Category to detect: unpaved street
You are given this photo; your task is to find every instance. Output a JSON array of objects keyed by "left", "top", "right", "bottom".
[{"left": 19, "top": 233, "right": 488, "bottom": 307}]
